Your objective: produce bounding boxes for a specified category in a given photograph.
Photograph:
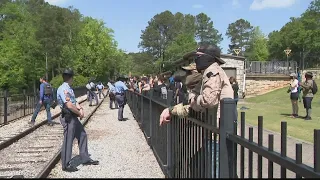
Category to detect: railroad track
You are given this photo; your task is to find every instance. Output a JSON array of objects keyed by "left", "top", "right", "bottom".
[{"left": 0, "top": 94, "right": 105, "bottom": 178}]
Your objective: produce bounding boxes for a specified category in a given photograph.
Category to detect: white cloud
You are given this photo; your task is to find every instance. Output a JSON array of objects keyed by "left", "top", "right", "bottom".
[
  {"left": 250, "top": 0, "right": 297, "bottom": 10},
  {"left": 232, "top": 0, "right": 240, "bottom": 8},
  {"left": 45, "top": 0, "right": 68, "bottom": 5},
  {"left": 192, "top": 4, "right": 204, "bottom": 9}
]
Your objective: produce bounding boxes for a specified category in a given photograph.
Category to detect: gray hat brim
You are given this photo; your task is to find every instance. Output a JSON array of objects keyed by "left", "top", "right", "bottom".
[{"left": 182, "top": 51, "right": 226, "bottom": 64}]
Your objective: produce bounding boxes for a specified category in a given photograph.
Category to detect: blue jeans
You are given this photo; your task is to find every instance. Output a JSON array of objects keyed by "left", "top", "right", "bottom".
[
  {"left": 207, "top": 140, "right": 219, "bottom": 177},
  {"left": 31, "top": 99, "right": 52, "bottom": 123}
]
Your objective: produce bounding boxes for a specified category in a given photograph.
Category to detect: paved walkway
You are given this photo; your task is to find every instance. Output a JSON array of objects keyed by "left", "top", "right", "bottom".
[{"left": 49, "top": 99, "right": 164, "bottom": 178}]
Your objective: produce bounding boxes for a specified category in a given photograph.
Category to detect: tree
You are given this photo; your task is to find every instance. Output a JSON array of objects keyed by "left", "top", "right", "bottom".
[
  {"left": 226, "top": 19, "right": 253, "bottom": 55},
  {"left": 165, "top": 33, "right": 197, "bottom": 62},
  {"left": 0, "top": 2, "right": 41, "bottom": 91},
  {"left": 246, "top": 27, "right": 269, "bottom": 61},
  {"left": 195, "top": 13, "right": 223, "bottom": 46},
  {"left": 139, "top": 11, "right": 176, "bottom": 60}
]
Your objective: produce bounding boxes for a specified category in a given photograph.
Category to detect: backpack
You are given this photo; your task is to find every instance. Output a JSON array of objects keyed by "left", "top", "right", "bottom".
[
  {"left": 312, "top": 80, "right": 318, "bottom": 94},
  {"left": 44, "top": 83, "right": 53, "bottom": 95},
  {"left": 161, "top": 86, "right": 168, "bottom": 99}
]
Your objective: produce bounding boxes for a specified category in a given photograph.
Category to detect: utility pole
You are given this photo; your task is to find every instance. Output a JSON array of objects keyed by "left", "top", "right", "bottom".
[
  {"left": 302, "top": 47, "right": 305, "bottom": 71},
  {"left": 284, "top": 47, "right": 291, "bottom": 74},
  {"left": 45, "top": 52, "right": 48, "bottom": 81}
]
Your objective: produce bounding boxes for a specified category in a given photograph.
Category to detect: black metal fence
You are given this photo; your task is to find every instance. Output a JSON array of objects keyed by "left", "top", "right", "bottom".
[
  {"left": 0, "top": 86, "right": 87, "bottom": 125},
  {"left": 126, "top": 89, "right": 320, "bottom": 178},
  {"left": 246, "top": 61, "right": 297, "bottom": 75}
]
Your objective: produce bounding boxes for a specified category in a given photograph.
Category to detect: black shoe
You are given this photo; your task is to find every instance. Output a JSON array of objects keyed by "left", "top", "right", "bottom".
[
  {"left": 304, "top": 117, "right": 312, "bottom": 120},
  {"left": 83, "top": 159, "right": 99, "bottom": 165},
  {"left": 89, "top": 104, "right": 92, "bottom": 106},
  {"left": 63, "top": 166, "right": 78, "bottom": 172}
]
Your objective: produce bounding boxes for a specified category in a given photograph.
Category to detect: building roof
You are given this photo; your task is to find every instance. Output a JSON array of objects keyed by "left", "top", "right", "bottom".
[{"left": 173, "top": 53, "right": 245, "bottom": 66}]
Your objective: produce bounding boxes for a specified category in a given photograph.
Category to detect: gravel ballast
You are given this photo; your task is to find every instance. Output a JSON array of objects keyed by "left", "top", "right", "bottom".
[
  {"left": 49, "top": 99, "right": 165, "bottom": 178},
  {"left": 0, "top": 95, "right": 103, "bottom": 178},
  {"left": 0, "top": 95, "right": 87, "bottom": 143}
]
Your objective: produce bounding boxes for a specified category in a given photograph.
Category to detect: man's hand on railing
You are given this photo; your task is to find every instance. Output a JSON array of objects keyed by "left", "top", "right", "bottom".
[{"left": 160, "top": 108, "right": 171, "bottom": 126}]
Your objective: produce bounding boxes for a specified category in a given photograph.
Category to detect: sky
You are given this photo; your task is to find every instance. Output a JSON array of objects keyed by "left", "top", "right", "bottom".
[{"left": 46, "top": 0, "right": 313, "bottom": 54}]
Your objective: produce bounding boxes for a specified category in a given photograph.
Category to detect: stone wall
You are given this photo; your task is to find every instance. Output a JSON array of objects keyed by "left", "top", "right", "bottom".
[
  {"left": 220, "top": 55, "right": 245, "bottom": 98},
  {"left": 245, "top": 75, "right": 290, "bottom": 97},
  {"left": 302, "top": 69, "right": 320, "bottom": 80}
]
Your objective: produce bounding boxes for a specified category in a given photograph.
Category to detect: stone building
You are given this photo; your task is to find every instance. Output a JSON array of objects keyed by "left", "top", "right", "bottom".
[{"left": 173, "top": 54, "right": 245, "bottom": 98}]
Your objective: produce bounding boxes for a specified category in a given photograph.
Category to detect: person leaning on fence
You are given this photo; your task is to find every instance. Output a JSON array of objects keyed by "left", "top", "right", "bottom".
[
  {"left": 29, "top": 76, "right": 53, "bottom": 126},
  {"left": 299, "top": 72, "right": 316, "bottom": 120},
  {"left": 159, "top": 63, "right": 202, "bottom": 125},
  {"left": 57, "top": 68, "right": 99, "bottom": 172},
  {"left": 288, "top": 73, "right": 299, "bottom": 118}
]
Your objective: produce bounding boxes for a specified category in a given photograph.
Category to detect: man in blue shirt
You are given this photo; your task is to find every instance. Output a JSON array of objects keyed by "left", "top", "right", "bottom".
[
  {"left": 114, "top": 76, "right": 132, "bottom": 120},
  {"left": 57, "top": 68, "right": 99, "bottom": 172},
  {"left": 107, "top": 81, "right": 118, "bottom": 109},
  {"left": 96, "top": 82, "right": 105, "bottom": 99},
  {"left": 29, "top": 76, "right": 52, "bottom": 126}
]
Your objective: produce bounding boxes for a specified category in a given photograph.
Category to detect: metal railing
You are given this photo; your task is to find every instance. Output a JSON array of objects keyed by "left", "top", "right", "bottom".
[
  {"left": 246, "top": 61, "right": 297, "bottom": 75},
  {"left": 0, "top": 87, "right": 87, "bottom": 125},
  {"left": 126, "top": 89, "right": 320, "bottom": 178}
]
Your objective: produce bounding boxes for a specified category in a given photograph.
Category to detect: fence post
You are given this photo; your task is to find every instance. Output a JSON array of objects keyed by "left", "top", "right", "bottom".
[
  {"left": 3, "top": 89, "right": 8, "bottom": 125},
  {"left": 219, "top": 98, "right": 236, "bottom": 178},
  {"left": 149, "top": 89, "right": 153, "bottom": 146},
  {"left": 140, "top": 92, "right": 144, "bottom": 126},
  {"left": 23, "top": 89, "right": 26, "bottom": 116},
  {"left": 166, "top": 90, "right": 174, "bottom": 178}
]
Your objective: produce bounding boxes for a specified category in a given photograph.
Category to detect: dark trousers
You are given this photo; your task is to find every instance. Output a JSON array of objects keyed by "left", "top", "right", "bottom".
[
  {"left": 109, "top": 93, "right": 118, "bottom": 109},
  {"left": 60, "top": 115, "right": 90, "bottom": 169},
  {"left": 31, "top": 99, "right": 52, "bottom": 123},
  {"left": 88, "top": 90, "right": 98, "bottom": 105},
  {"left": 115, "top": 94, "right": 125, "bottom": 120},
  {"left": 98, "top": 89, "right": 105, "bottom": 99}
]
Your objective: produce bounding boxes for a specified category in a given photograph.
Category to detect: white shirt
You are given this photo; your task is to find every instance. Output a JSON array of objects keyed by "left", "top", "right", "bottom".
[{"left": 290, "top": 79, "right": 299, "bottom": 93}]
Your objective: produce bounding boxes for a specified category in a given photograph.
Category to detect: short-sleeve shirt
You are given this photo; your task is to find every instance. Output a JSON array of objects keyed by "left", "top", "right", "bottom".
[
  {"left": 114, "top": 81, "right": 128, "bottom": 94},
  {"left": 96, "top": 84, "right": 104, "bottom": 90},
  {"left": 57, "top": 82, "right": 77, "bottom": 108}
]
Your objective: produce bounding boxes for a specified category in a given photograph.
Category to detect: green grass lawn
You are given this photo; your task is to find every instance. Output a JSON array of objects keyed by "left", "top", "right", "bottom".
[{"left": 240, "top": 79, "right": 320, "bottom": 143}]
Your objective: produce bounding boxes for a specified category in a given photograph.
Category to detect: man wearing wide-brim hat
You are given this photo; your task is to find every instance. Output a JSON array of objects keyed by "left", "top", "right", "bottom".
[
  {"left": 160, "top": 63, "right": 203, "bottom": 123},
  {"left": 298, "top": 71, "right": 315, "bottom": 120},
  {"left": 188, "top": 44, "right": 234, "bottom": 123}
]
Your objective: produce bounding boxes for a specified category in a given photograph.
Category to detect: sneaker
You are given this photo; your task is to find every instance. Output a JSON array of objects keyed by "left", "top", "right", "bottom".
[{"left": 28, "top": 121, "right": 35, "bottom": 126}]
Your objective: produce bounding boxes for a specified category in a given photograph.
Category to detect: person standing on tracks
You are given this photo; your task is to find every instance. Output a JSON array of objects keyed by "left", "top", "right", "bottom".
[
  {"left": 86, "top": 80, "right": 99, "bottom": 106},
  {"left": 107, "top": 81, "right": 118, "bottom": 109},
  {"left": 96, "top": 82, "right": 105, "bottom": 99},
  {"left": 57, "top": 68, "right": 99, "bottom": 172},
  {"left": 114, "top": 76, "right": 132, "bottom": 121},
  {"left": 29, "top": 76, "right": 53, "bottom": 126}
]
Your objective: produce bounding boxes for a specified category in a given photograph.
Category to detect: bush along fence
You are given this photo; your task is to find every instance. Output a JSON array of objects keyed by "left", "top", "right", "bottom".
[
  {"left": 0, "top": 87, "right": 88, "bottom": 125},
  {"left": 126, "top": 89, "right": 320, "bottom": 178}
]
